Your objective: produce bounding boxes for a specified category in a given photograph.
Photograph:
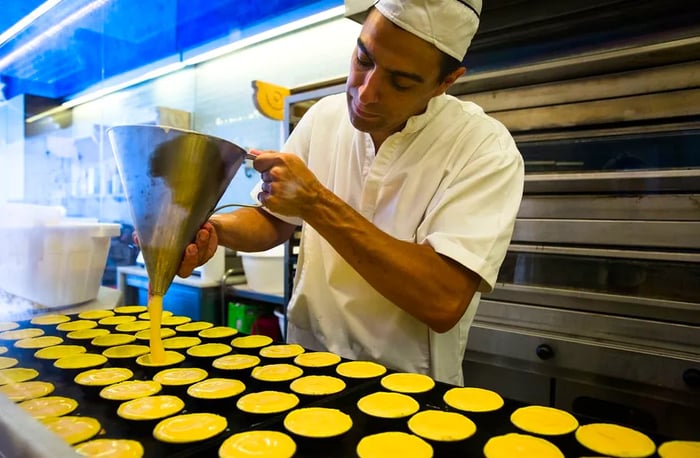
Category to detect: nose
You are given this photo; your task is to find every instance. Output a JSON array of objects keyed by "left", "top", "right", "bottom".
[{"left": 358, "top": 68, "right": 380, "bottom": 104}]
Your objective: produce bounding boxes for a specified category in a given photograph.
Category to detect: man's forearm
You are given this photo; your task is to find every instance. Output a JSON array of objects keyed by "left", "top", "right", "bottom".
[{"left": 210, "top": 207, "right": 295, "bottom": 253}]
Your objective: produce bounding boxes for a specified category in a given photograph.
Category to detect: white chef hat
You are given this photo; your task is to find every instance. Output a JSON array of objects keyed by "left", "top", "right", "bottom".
[{"left": 374, "top": 0, "right": 482, "bottom": 62}]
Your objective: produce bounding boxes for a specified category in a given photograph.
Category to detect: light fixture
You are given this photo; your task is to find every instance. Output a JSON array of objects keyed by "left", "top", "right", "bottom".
[{"left": 0, "top": 0, "right": 63, "bottom": 47}]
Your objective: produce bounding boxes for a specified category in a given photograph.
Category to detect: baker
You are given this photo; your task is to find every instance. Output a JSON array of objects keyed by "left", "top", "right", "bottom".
[{"left": 179, "top": 0, "right": 524, "bottom": 385}]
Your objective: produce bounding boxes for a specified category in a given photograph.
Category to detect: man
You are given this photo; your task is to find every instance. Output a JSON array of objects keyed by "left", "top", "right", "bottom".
[{"left": 179, "top": 0, "right": 524, "bottom": 385}]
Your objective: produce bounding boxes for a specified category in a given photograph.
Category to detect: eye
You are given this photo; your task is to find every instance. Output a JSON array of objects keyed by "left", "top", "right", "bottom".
[
  {"left": 390, "top": 77, "right": 413, "bottom": 92},
  {"left": 355, "top": 55, "right": 373, "bottom": 69}
]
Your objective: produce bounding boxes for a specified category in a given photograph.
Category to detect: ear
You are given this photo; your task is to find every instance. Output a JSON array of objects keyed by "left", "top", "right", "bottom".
[{"left": 435, "top": 66, "right": 466, "bottom": 96}]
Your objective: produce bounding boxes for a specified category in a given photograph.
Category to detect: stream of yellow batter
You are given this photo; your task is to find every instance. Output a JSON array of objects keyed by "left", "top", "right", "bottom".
[{"left": 148, "top": 294, "right": 166, "bottom": 363}]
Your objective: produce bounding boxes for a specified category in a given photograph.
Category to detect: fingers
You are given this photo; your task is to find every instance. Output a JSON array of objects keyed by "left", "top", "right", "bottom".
[
  {"left": 177, "top": 223, "right": 219, "bottom": 278},
  {"left": 177, "top": 243, "right": 200, "bottom": 278}
]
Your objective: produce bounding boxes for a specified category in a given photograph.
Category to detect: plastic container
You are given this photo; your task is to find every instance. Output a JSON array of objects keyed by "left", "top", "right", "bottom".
[
  {"left": 0, "top": 204, "right": 120, "bottom": 307},
  {"left": 238, "top": 245, "right": 284, "bottom": 294}
]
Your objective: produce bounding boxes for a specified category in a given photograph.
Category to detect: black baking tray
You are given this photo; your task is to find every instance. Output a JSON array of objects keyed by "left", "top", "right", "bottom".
[{"left": 0, "top": 313, "right": 678, "bottom": 457}]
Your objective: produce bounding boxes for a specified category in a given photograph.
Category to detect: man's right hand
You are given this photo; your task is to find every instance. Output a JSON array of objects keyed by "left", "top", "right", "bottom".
[{"left": 178, "top": 221, "right": 219, "bottom": 278}]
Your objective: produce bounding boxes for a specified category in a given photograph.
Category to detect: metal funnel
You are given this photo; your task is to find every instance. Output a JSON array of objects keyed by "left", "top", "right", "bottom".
[{"left": 107, "top": 124, "right": 248, "bottom": 296}]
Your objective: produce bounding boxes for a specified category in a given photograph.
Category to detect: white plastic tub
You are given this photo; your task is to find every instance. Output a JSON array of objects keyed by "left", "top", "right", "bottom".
[
  {"left": 0, "top": 204, "right": 120, "bottom": 307},
  {"left": 238, "top": 245, "right": 285, "bottom": 295}
]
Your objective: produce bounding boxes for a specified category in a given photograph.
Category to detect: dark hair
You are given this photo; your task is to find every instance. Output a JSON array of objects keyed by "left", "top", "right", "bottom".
[{"left": 438, "top": 52, "right": 464, "bottom": 82}]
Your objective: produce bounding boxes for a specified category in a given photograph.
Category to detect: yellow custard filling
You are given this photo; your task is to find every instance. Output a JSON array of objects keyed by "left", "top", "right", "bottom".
[
  {"left": 336, "top": 361, "right": 387, "bottom": 379},
  {"left": 153, "top": 413, "right": 227, "bottom": 443},
  {"left": 41, "top": 416, "right": 101, "bottom": 445},
  {"left": 161, "top": 336, "right": 202, "bottom": 350},
  {"left": 259, "top": 344, "right": 305, "bottom": 359},
  {"left": 134, "top": 327, "right": 175, "bottom": 341},
  {"left": 161, "top": 316, "right": 192, "bottom": 327},
  {"left": 74, "top": 438, "right": 144, "bottom": 458},
  {"left": 30, "top": 314, "right": 71, "bottom": 326},
  {"left": 381, "top": 373, "right": 435, "bottom": 394},
  {"left": 0, "top": 381, "right": 54, "bottom": 402},
  {"left": 199, "top": 326, "right": 238, "bottom": 339},
  {"left": 74, "top": 367, "right": 133, "bottom": 386},
  {"left": 484, "top": 433, "right": 564, "bottom": 458},
  {"left": 56, "top": 320, "right": 97, "bottom": 332},
  {"left": 658, "top": 441, "right": 700, "bottom": 458},
  {"left": 102, "top": 344, "right": 150, "bottom": 359},
  {"left": 0, "top": 367, "right": 39, "bottom": 385},
  {"left": 219, "top": 430, "right": 296, "bottom": 458},
  {"left": 237, "top": 391, "right": 299, "bottom": 414},
  {"left": 187, "top": 378, "right": 246, "bottom": 399},
  {"left": 408, "top": 410, "right": 477, "bottom": 442},
  {"left": 0, "top": 322, "right": 20, "bottom": 332},
  {"left": 54, "top": 353, "right": 107, "bottom": 370},
  {"left": 357, "top": 391, "right": 420, "bottom": 419},
  {"left": 293, "top": 351, "right": 341, "bottom": 368},
  {"left": 575, "top": 423, "right": 656, "bottom": 458},
  {"left": 231, "top": 334, "right": 273, "bottom": 349},
  {"left": 78, "top": 309, "right": 115, "bottom": 320},
  {"left": 117, "top": 395, "right": 184, "bottom": 421},
  {"left": 0, "top": 345, "right": 7, "bottom": 355},
  {"left": 175, "top": 321, "right": 213, "bottom": 333},
  {"left": 443, "top": 386, "right": 504, "bottom": 413},
  {"left": 99, "top": 380, "right": 162, "bottom": 401},
  {"left": 510, "top": 405, "right": 579, "bottom": 436},
  {"left": 0, "top": 328, "right": 45, "bottom": 341},
  {"left": 19, "top": 395, "right": 78, "bottom": 418},
  {"left": 91, "top": 333, "right": 137, "bottom": 348},
  {"left": 66, "top": 328, "right": 110, "bottom": 341},
  {"left": 357, "top": 432, "right": 433, "bottom": 458},
  {"left": 114, "top": 305, "right": 148, "bottom": 315},
  {"left": 213, "top": 354, "right": 261, "bottom": 371},
  {"left": 153, "top": 367, "right": 208, "bottom": 386},
  {"left": 252, "top": 364, "right": 303, "bottom": 382},
  {"left": 99, "top": 315, "right": 137, "bottom": 326},
  {"left": 284, "top": 407, "right": 353, "bottom": 438},
  {"left": 137, "top": 310, "right": 173, "bottom": 320},
  {"left": 135, "top": 351, "right": 184, "bottom": 367},
  {"left": 34, "top": 345, "right": 87, "bottom": 360},
  {"left": 0, "top": 356, "right": 18, "bottom": 369},
  {"left": 14, "top": 335, "right": 64, "bottom": 349},
  {"left": 290, "top": 375, "right": 346, "bottom": 396},
  {"left": 187, "top": 343, "right": 232, "bottom": 358},
  {"left": 115, "top": 321, "right": 152, "bottom": 333}
]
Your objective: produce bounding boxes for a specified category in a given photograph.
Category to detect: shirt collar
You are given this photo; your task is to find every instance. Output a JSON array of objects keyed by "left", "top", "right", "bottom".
[{"left": 401, "top": 94, "right": 448, "bottom": 134}]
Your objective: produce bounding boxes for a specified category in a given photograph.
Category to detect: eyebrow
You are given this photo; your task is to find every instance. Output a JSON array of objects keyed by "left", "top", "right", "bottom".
[{"left": 357, "top": 38, "right": 425, "bottom": 84}]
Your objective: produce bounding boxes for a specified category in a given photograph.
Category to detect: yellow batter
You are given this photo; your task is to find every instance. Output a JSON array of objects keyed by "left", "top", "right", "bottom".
[
  {"left": 74, "top": 367, "right": 133, "bottom": 387},
  {"left": 213, "top": 354, "right": 261, "bottom": 371},
  {"left": 0, "top": 322, "right": 19, "bottom": 332},
  {"left": 30, "top": 314, "right": 70, "bottom": 326},
  {"left": 153, "top": 367, "right": 208, "bottom": 386},
  {"left": 236, "top": 391, "right": 299, "bottom": 414},
  {"left": 186, "top": 343, "right": 232, "bottom": 358},
  {"left": 66, "top": 328, "right": 110, "bottom": 342},
  {"left": 380, "top": 372, "right": 435, "bottom": 394},
  {"left": 357, "top": 391, "right": 420, "bottom": 419},
  {"left": 115, "top": 321, "right": 152, "bottom": 333},
  {"left": 510, "top": 405, "right": 579, "bottom": 436},
  {"left": 259, "top": 344, "right": 305, "bottom": 359},
  {"left": 135, "top": 350, "right": 184, "bottom": 368},
  {"left": 484, "top": 433, "right": 564, "bottom": 458},
  {"left": 0, "top": 381, "right": 54, "bottom": 402},
  {"left": 293, "top": 351, "right": 341, "bottom": 368},
  {"left": 356, "top": 431, "right": 433, "bottom": 458},
  {"left": 0, "top": 367, "right": 39, "bottom": 385},
  {"left": 443, "top": 386, "right": 504, "bottom": 413},
  {"left": 99, "top": 380, "right": 162, "bottom": 401},
  {"left": 114, "top": 305, "right": 148, "bottom": 314},
  {"left": 284, "top": 407, "right": 353, "bottom": 438},
  {"left": 175, "top": 321, "right": 213, "bottom": 333},
  {"left": 658, "top": 441, "right": 700, "bottom": 458},
  {"left": 290, "top": 375, "right": 346, "bottom": 396},
  {"left": 162, "top": 336, "right": 202, "bottom": 350},
  {"left": 199, "top": 326, "right": 238, "bottom": 340},
  {"left": 336, "top": 361, "right": 387, "bottom": 379},
  {"left": 251, "top": 363, "right": 303, "bottom": 382},
  {"left": 218, "top": 430, "right": 296, "bottom": 458},
  {"left": 408, "top": 410, "right": 477, "bottom": 442},
  {"left": 231, "top": 334, "right": 273, "bottom": 349},
  {"left": 56, "top": 320, "right": 97, "bottom": 333},
  {"left": 74, "top": 438, "right": 145, "bottom": 458},
  {"left": 102, "top": 344, "right": 150, "bottom": 360},
  {"left": 91, "top": 333, "right": 136, "bottom": 348},
  {"left": 53, "top": 353, "right": 107, "bottom": 371},
  {"left": 14, "top": 336, "right": 64, "bottom": 350},
  {"left": 153, "top": 413, "right": 227, "bottom": 443},
  {"left": 187, "top": 378, "right": 246, "bottom": 399},
  {"left": 19, "top": 395, "right": 78, "bottom": 418},
  {"left": 117, "top": 395, "right": 184, "bottom": 421},
  {"left": 0, "top": 328, "right": 44, "bottom": 341},
  {"left": 41, "top": 416, "right": 101, "bottom": 445},
  {"left": 77, "top": 309, "right": 115, "bottom": 320},
  {"left": 575, "top": 423, "right": 656, "bottom": 458},
  {"left": 0, "top": 356, "right": 18, "bottom": 369},
  {"left": 147, "top": 295, "right": 166, "bottom": 364},
  {"left": 34, "top": 345, "right": 87, "bottom": 360}
]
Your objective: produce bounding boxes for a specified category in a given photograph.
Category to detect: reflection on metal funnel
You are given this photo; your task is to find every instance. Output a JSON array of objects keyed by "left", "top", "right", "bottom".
[{"left": 108, "top": 124, "right": 247, "bottom": 296}]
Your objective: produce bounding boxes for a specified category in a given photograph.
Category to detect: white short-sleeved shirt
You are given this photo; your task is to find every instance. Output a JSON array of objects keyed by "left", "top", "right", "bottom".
[{"left": 259, "top": 92, "right": 524, "bottom": 385}]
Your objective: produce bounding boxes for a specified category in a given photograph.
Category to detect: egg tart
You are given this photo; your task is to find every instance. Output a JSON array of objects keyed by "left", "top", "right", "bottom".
[
  {"left": 219, "top": 430, "right": 296, "bottom": 458},
  {"left": 290, "top": 375, "right": 346, "bottom": 397},
  {"left": 74, "top": 438, "right": 144, "bottom": 458},
  {"left": 251, "top": 363, "right": 303, "bottom": 383},
  {"left": 0, "top": 345, "right": 7, "bottom": 355},
  {"left": 0, "top": 328, "right": 44, "bottom": 341},
  {"left": 41, "top": 416, "right": 101, "bottom": 445},
  {"left": 135, "top": 351, "right": 184, "bottom": 368},
  {"left": 198, "top": 326, "right": 238, "bottom": 341},
  {"left": 153, "top": 367, "right": 208, "bottom": 387},
  {"left": 231, "top": 334, "right": 273, "bottom": 351},
  {"left": 91, "top": 333, "right": 136, "bottom": 348},
  {"left": 575, "top": 423, "right": 656, "bottom": 458},
  {"left": 30, "top": 314, "right": 70, "bottom": 326},
  {"left": 658, "top": 440, "right": 700, "bottom": 458},
  {"left": 293, "top": 351, "right": 341, "bottom": 369},
  {"left": 0, "top": 380, "right": 54, "bottom": 402},
  {"left": 187, "top": 343, "right": 232, "bottom": 360},
  {"left": 0, "top": 367, "right": 39, "bottom": 385},
  {"left": 284, "top": 407, "right": 353, "bottom": 439},
  {"left": 114, "top": 305, "right": 148, "bottom": 315},
  {"left": 443, "top": 386, "right": 504, "bottom": 413},
  {"left": 19, "top": 395, "right": 78, "bottom": 418},
  {"left": 34, "top": 345, "right": 87, "bottom": 361},
  {"left": 98, "top": 315, "right": 137, "bottom": 327},
  {"left": 102, "top": 344, "right": 149, "bottom": 362},
  {"left": 381, "top": 372, "right": 435, "bottom": 394},
  {"left": 78, "top": 309, "right": 115, "bottom": 320},
  {"left": 510, "top": 405, "right": 579, "bottom": 436},
  {"left": 160, "top": 315, "right": 192, "bottom": 327},
  {"left": 0, "top": 356, "right": 18, "bottom": 370},
  {"left": 259, "top": 344, "right": 305, "bottom": 360},
  {"left": 161, "top": 336, "right": 202, "bottom": 350},
  {"left": 336, "top": 361, "right": 386, "bottom": 379},
  {"left": 484, "top": 433, "right": 564, "bottom": 458},
  {"left": 175, "top": 321, "right": 213, "bottom": 334},
  {"left": 66, "top": 328, "right": 110, "bottom": 342},
  {"left": 54, "top": 353, "right": 107, "bottom": 371},
  {"left": 115, "top": 320, "right": 151, "bottom": 333},
  {"left": 99, "top": 380, "right": 162, "bottom": 402},
  {"left": 117, "top": 395, "right": 185, "bottom": 421},
  {"left": 56, "top": 320, "right": 98, "bottom": 333},
  {"left": 357, "top": 431, "right": 433, "bottom": 458},
  {"left": 187, "top": 377, "right": 246, "bottom": 400},
  {"left": 153, "top": 412, "right": 227, "bottom": 443},
  {"left": 75, "top": 367, "right": 133, "bottom": 387},
  {"left": 0, "top": 322, "right": 20, "bottom": 332},
  {"left": 137, "top": 310, "right": 173, "bottom": 320},
  {"left": 134, "top": 327, "right": 175, "bottom": 341},
  {"left": 357, "top": 391, "right": 420, "bottom": 419},
  {"left": 408, "top": 410, "right": 477, "bottom": 442},
  {"left": 212, "top": 354, "right": 260, "bottom": 371},
  {"left": 236, "top": 391, "right": 299, "bottom": 415},
  {"left": 14, "top": 335, "right": 64, "bottom": 350}
]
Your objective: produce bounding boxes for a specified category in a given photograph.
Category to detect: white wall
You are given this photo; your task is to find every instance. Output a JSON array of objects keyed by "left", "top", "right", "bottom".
[{"left": 0, "top": 94, "right": 25, "bottom": 203}]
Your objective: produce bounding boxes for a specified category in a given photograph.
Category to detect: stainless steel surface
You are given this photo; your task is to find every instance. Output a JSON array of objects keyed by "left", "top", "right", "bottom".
[
  {"left": 524, "top": 169, "right": 700, "bottom": 194},
  {"left": 108, "top": 124, "right": 248, "bottom": 296}
]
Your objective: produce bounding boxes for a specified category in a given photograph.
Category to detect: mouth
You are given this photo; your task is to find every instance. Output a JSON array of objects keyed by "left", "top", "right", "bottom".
[{"left": 352, "top": 100, "right": 381, "bottom": 120}]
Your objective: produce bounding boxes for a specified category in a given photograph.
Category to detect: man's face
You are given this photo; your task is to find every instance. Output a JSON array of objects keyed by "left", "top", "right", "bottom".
[{"left": 346, "top": 9, "right": 459, "bottom": 141}]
